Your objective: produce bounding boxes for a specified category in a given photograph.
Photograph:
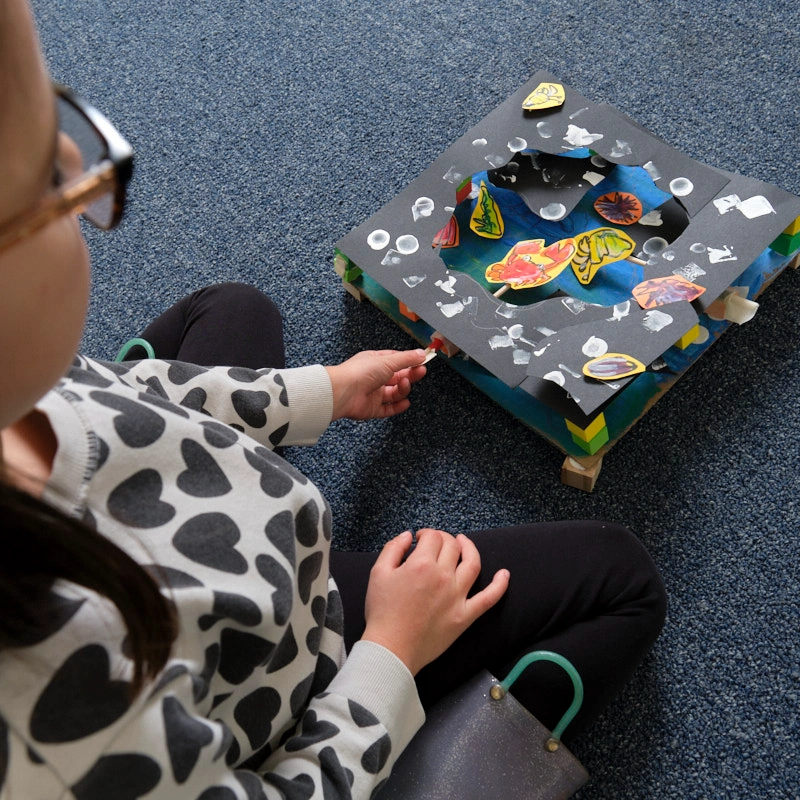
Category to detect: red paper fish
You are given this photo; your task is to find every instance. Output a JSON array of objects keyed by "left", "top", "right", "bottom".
[{"left": 486, "top": 238, "right": 576, "bottom": 290}]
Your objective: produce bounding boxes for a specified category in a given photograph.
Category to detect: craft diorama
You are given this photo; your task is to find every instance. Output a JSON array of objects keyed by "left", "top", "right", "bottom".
[{"left": 334, "top": 71, "right": 800, "bottom": 490}]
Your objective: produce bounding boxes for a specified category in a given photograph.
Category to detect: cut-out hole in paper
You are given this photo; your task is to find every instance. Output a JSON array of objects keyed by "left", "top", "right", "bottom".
[
  {"left": 583, "top": 353, "right": 646, "bottom": 380},
  {"left": 439, "top": 150, "right": 688, "bottom": 310},
  {"left": 633, "top": 275, "right": 706, "bottom": 309},
  {"left": 485, "top": 238, "right": 576, "bottom": 290},
  {"left": 593, "top": 191, "right": 643, "bottom": 225},
  {"left": 571, "top": 227, "right": 636, "bottom": 285},
  {"left": 521, "top": 82, "right": 565, "bottom": 111},
  {"left": 470, "top": 181, "right": 504, "bottom": 239}
]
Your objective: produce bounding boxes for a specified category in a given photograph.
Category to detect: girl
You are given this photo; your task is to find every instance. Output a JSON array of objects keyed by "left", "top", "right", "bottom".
[{"left": 0, "top": 2, "right": 666, "bottom": 796}]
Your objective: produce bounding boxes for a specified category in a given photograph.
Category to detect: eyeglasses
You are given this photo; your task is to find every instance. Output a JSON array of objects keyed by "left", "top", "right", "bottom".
[{"left": 0, "top": 84, "right": 134, "bottom": 255}]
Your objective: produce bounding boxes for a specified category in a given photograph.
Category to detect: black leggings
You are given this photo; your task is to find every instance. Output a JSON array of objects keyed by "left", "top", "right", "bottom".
[
  {"left": 126, "top": 282, "right": 667, "bottom": 740},
  {"left": 125, "top": 282, "right": 286, "bottom": 370}
]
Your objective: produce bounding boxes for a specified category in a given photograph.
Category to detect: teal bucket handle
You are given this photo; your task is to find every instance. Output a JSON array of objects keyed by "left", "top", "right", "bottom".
[
  {"left": 115, "top": 337, "right": 155, "bottom": 361},
  {"left": 500, "top": 650, "right": 584, "bottom": 742}
]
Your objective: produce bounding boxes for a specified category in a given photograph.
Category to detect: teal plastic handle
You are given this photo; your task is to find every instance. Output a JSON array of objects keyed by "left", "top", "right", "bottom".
[
  {"left": 115, "top": 337, "right": 155, "bottom": 361},
  {"left": 500, "top": 650, "right": 584, "bottom": 741}
]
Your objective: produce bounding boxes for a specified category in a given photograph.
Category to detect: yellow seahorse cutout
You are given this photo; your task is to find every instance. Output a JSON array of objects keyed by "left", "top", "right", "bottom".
[{"left": 470, "top": 181, "right": 504, "bottom": 240}]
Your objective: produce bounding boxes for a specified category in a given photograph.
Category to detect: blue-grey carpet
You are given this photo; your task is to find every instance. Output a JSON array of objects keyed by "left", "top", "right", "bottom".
[{"left": 31, "top": 1, "right": 799, "bottom": 797}]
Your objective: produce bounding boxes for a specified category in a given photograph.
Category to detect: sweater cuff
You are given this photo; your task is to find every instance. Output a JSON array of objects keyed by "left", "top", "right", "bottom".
[
  {"left": 326, "top": 640, "right": 425, "bottom": 757},
  {"left": 279, "top": 365, "right": 334, "bottom": 445}
]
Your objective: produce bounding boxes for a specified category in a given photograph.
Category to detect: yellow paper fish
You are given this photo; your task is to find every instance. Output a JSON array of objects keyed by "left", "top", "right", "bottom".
[
  {"left": 583, "top": 353, "right": 646, "bottom": 381},
  {"left": 522, "top": 82, "right": 566, "bottom": 111},
  {"left": 571, "top": 227, "right": 635, "bottom": 285}
]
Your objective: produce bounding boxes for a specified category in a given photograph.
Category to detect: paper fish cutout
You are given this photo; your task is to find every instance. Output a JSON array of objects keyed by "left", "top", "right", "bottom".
[
  {"left": 522, "top": 82, "right": 566, "bottom": 111},
  {"left": 571, "top": 227, "right": 636, "bottom": 285},
  {"left": 593, "top": 191, "right": 643, "bottom": 225},
  {"left": 583, "top": 353, "right": 646, "bottom": 380},
  {"left": 470, "top": 181, "right": 504, "bottom": 239},
  {"left": 486, "top": 237, "right": 576, "bottom": 290},
  {"left": 433, "top": 215, "right": 460, "bottom": 248},
  {"left": 633, "top": 275, "right": 706, "bottom": 309}
]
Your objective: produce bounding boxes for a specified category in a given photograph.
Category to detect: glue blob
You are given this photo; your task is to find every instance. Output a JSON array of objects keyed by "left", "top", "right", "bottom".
[
  {"left": 544, "top": 371, "right": 566, "bottom": 387},
  {"left": 412, "top": 197, "right": 434, "bottom": 221},
  {"left": 540, "top": 203, "right": 567, "bottom": 221},
  {"left": 669, "top": 177, "right": 694, "bottom": 197},
  {"left": 367, "top": 229, "right": 390, "bottom": 250},
  {"left": 396, "top": 235, "right": 420, "bottom": 255},
  {"left": 582, "top": 336, "right": 608, "bottom": 358},
  {"left": 643, "top": 237, "right": 669, "bottom": 256}
]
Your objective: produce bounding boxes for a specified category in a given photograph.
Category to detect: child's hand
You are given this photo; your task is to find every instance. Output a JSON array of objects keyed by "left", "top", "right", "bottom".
[
  {"left": 361, "top": 529, "right": 510, "bottom": 675},
  {"left": 325, "top": 349, "right": 427, "bottom": 421}
]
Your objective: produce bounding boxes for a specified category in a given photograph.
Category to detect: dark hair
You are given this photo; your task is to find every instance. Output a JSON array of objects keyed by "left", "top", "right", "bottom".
[{"left": 0, "top": 479, "right": 176, "bottom": 695}]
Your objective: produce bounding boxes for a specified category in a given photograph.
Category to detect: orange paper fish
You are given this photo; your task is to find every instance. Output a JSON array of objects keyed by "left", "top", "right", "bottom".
[{"left": 486, "top": 238, "right": 576, "bottom": 290}]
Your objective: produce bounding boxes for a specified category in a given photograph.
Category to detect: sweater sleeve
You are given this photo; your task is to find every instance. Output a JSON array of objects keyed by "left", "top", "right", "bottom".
[
  {"left": 79, "top": 357, "right": 334, "bottom": 447},
  {"left": 260, "top": 641, "right": 425, "bottom": 792},
  {"left": 19, "top": 642, "right": 424, "bottom": 800}
]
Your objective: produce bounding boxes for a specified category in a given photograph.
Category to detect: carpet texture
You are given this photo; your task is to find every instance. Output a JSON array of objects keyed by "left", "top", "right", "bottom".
[{"left": 30, "top": 1, "right": 799, "bottom": 797}]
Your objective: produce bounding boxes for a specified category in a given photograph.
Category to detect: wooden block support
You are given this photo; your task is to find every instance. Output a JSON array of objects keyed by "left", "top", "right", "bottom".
[
  {"left": 333, "top": 252, "right": 348, "bottom": 278},
  {"left": 566, "top": 412, "right": 607, "bottom": 442},
  {"left": 398, "top": 301, "right": 420, "bottom": 322},
  {"left": 342, "top": 280, "right": 365, "bottom": 301},
  {"left": 561, "top": 454, "right": 604, "bottom": 492},
  {"left": 675, "top": 324, "right": 700, "bottom": 350},
  {"left": 571, "top": 425, "right": 609, "bottom": 455},
  {"left": 335, "top": 252, "right": 365, "bottom": 299},
  {"left": 770, "top": 230, "right": 800, "bottom": 257},
  {"left": 783, "top": 216, "right": 800, "bottom": 236}
]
